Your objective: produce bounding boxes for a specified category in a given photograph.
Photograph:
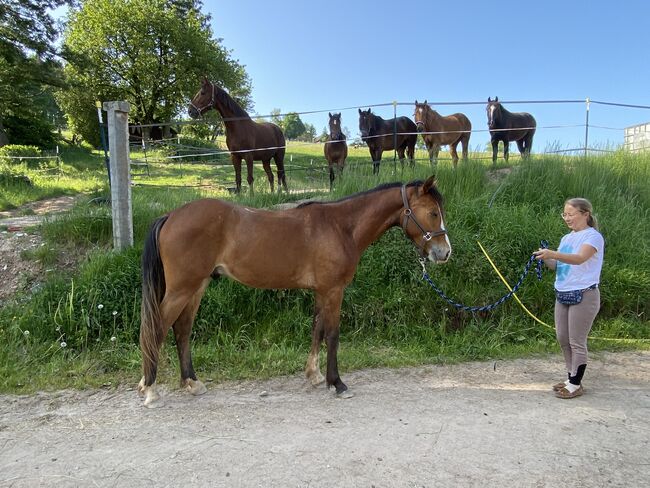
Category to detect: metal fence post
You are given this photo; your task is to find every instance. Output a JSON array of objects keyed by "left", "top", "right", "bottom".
[
  {"left": 584, "top": 98, "right": 590, "bottom": 157},
  {"left": 103, "top": 101, "right": 133, "bottom": 250}
]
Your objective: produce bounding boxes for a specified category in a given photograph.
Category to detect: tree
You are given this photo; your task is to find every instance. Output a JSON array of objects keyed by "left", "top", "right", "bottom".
[
  {"left": 299, "top": 123, "right": 316, "bottom": 142},
  {"left": 0, "top": 0, "right": 69, "bottom": 147},
  {"left": 283, "top": 112, "right": 305, "bottom": 140},
  {"left": 270, "top": 108, "right": 283, "bottom": 129},
  {"left": 58, "top": 0, "right": 251, "bottom": 146}
]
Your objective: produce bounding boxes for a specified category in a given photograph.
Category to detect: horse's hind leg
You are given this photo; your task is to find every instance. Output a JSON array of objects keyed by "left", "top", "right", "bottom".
[
  {"left": 449, "top": 142, "right": 459, "bottom": 169},
  {"left": 262, "top": 159, "right": 275, "bottom": 193},
  {"left": 139, "top": 288, "right": 197, "bottom": 407},
  {"left": 174, "top": 278, "right": 211, "bottom": 396},
  {"left": 275, "top": 151, "right": 288, "bottom": 192},
  {"left": 516, "top": 139, "right": 526, "bottom": 158}
]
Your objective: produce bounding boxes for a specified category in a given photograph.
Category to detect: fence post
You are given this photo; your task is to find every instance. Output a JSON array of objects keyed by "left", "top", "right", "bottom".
[
  {"left": 103, "top": 101, "right": 133, "bottom": 251},
  {"left": 584, "top": 98, "right": 590, "bottom": 157}
]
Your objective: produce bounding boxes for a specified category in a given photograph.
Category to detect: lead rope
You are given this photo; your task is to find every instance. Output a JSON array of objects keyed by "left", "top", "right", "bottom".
[{"left": 419, "top": 240, "right": 548, "bottom": 313}]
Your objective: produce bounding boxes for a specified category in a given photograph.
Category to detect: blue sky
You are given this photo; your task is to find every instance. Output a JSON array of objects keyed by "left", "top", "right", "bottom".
[{"left": 204, "top": 0, "right": 650, "bottom": 152}]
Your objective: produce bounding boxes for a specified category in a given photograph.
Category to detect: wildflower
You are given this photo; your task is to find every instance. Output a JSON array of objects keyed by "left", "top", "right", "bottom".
[
  {"left": 23, "top": 330, "right": 30, "bottom": 336},
  {"left": 97, "top": 304, "right": 104, "bottom": 310},
  {"left": 56, "top": 326, "right": 61, "bottom": 332},
  {"left": 112, "top": 311, "right": 118, "bottom": 316},
  {"left": 60, "top": 342, "right": 67, "bottom": 348},
  {"left": 110, "top": 336, "right": 116, "bottom": 342}
]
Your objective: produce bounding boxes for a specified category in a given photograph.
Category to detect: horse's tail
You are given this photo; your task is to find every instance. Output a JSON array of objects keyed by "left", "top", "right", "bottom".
[{"left": 140, "top": 215, "right": 169, "bottom": 385}]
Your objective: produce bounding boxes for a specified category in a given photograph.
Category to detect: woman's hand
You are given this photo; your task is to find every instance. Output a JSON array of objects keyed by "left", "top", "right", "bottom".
[{"left": 533, "top": 248, "right": 554, "bottom": 261}]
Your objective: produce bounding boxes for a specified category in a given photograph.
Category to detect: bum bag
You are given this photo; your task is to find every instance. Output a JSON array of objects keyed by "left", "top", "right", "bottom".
[{"left": 555, "top": 283, "right": 598, "bottom": 305}]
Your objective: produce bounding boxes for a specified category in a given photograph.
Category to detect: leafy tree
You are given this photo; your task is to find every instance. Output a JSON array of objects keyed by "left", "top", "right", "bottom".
[
  {"left": 58, "top": 0, "right": 251, "bottom": 146},
  {"left": 319, "top": 126, "right": 329, "bottom": 142},
  {"left": 270, "top": 108, "right": 283, "bottom": 129},
  {"left": 299, "top": 123, "right": 316, "bottom": 142},
  {"left": 283, "top": 112, "right": 305, "bottom": 140},
  {"left": 0, "top": 0, "right": 69, "bottom": 147}
]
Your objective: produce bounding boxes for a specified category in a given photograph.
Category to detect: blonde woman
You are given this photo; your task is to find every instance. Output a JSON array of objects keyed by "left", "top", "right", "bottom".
[{"left": 534, "top": 198, "right": 604, "bottom": 399}]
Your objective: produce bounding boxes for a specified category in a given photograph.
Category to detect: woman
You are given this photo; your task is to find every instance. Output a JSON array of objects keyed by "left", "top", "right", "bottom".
[{"left": 534, "top": 198, "right": 604, "bottom": 399}]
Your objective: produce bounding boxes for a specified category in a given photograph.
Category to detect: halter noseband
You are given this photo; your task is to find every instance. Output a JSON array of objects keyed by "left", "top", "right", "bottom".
[
  {"left": 189, "top": 82, "right": 216, "bottom": 116},
  {"left": 401, "top": 185, "right": 447, "bottom": 243}
]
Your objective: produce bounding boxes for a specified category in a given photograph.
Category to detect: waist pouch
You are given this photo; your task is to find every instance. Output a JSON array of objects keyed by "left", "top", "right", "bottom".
[{"left": 555, "top": 284, "right": 598, "bottom": 305}]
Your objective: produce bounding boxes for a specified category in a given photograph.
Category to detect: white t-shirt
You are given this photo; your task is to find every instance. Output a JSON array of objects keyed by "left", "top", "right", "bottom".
[{"left": 554, "top": 227, "right": 604, "bottom": 292}]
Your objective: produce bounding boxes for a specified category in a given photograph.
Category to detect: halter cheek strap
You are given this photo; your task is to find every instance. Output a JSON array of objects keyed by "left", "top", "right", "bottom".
[
  {"left": 189, "top": 82, "right": 216, "bottom": 116},
  {"left": 400, "top": 185, "right": 447, "bottom": 242}
]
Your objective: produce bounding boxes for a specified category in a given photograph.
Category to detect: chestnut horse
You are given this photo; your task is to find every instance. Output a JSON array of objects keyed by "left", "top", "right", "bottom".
[
  {"left": 324, "top": 112, "right": 348, "bottom": 190},
  {"left": 358, "top": 108, "right": 417, "bottom": 174},
  {"left": 188, "top": 77, "right": 287, "bottom": 193},
  {"left": 138, "top": 176, "right": 451, "bottom": 407},
  {"left": 414, "top": 100, "right": 471, "bottom": 168},
  {"left": 486, "top": 97, "right": 536, "bottom": 164}
]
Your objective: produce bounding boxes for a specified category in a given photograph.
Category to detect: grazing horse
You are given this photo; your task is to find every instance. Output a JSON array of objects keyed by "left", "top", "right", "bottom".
[
  {"left": 486, "top": 97, "right": 536, "bottom": 164},
  {"left": 324, "top": 112, "right": 348, "bottom": 190},
  {"left": 358, "top": 108, "right": 417, "bottom": 174},
  {"left": 138, "top": 176, "right": 451, "bottom": 407},
  {"left": 188, "top": 77, "right": 287, "bottom": 193},
  {"left": 413, "top": 100, "right": 472, "bottom": 168}
]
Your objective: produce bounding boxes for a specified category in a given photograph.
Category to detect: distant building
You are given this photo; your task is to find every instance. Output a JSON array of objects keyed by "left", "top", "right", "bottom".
[{"left": 624, "top": 122, "right": 650, "bottom": 152}]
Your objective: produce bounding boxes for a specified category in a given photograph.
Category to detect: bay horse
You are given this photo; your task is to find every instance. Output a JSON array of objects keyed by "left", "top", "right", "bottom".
[
  {"left": 324, "top": 112, "right": 348, "bottom": 190},
  {"left": 486, "top": 97, "right": 536, "bottom": 164},
  {"left": 188, "top": 77, "right": 287, "bottom": 193},
  {"left": 138, "top": 176, "right": 451, "bottom": 407},
  {"left": 413, "top": 100, "right": 471, "bottom": 168},
  {"left": 358, "top": 108, "right": 417, "bottom": 174}
]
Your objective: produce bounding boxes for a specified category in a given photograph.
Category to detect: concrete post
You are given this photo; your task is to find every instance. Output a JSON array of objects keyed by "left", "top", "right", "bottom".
[{"left": 103, "top": 101, "right": 133, "bottom": 250}]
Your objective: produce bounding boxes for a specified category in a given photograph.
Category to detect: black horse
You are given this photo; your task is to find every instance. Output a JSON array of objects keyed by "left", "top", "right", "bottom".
[
  {"left": 486, "top": 97, "right": 536, "bottom": 163},
  {"left": 358, "top": 108, "right": 417, "bottom": 174}
]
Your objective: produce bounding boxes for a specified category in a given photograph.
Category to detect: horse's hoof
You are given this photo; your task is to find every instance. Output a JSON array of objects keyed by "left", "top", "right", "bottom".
[
  {"left": 137, "top": 376, "right": 146, "bottom": 397},
  {"left": 336, "top": 389, "right": 354, "bottom": 399},
  {"left": 143, "top": 387, "right": 162, "bottom": 408},
  {"left": 309, "top": 372, "right": 326, "bottom": 387},
  {"left": 184, "top": 379, "right": 207, "bottom": 396}
]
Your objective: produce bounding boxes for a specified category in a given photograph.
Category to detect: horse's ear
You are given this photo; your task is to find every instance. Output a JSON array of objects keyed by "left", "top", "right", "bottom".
[
  {"left": 424, "top": 99, "right": 428, "bottom": 105},
  {"left": 422, "top": 175, "right": 437, "bottom": 194},
  {"left": 488, "top": 96, "right": 492, "bottom": 102},
  {"left": 329, "top": 112, "right": 332, "bottom": 117},
  {"left": 358, "top": 108, "right": 362, "bottom": 114},
  {"left": 415, "top": 99, "right": 418, "bottom": 104},
  {"left": 495, "top": 96, "right": 499, "bottom": 102}
]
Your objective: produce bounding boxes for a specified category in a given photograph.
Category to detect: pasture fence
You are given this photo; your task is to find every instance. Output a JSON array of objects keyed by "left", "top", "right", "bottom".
[{"left": 98, "top": 97, "right": 650, "bottom": 249}]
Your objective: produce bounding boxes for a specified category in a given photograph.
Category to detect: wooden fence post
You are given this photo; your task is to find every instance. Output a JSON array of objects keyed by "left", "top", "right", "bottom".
[{"left": 103, "top": 101, "right": 133, "bottom": 250}]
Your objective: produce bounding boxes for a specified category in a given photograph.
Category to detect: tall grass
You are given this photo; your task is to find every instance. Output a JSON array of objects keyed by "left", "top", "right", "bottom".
[{"left": 1, "top": 149, "right": 648, "bottom": 393}]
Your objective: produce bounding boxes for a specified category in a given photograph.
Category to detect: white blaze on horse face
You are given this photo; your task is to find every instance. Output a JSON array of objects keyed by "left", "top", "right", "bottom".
[{"left": 488, "top": 105, "right": 496, "bottom": 126}]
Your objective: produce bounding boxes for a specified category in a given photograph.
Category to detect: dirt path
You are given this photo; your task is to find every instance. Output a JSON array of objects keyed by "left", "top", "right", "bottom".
[{"left": 1, "top": 351, "right": 648, "bottom": 487}]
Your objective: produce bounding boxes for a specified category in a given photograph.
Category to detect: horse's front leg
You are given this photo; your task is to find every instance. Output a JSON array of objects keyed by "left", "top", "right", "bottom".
[
  {"left": 491, "top": 139, "right": 499, "bottom": 164},
  {"left": 231, "top": 154, "right": 243, "bottom": 193},
  {"left": 305, "top": 297, "right": 326, "bottom": 386},
  {"left": 317, "top": 288, "right": 350, "bottom": 396},
  {"left": 244, "top": 153, "right": 255, "bottom": 194},
  {"left": 503, "top": 141, "right": 510, "bottom": 162}
]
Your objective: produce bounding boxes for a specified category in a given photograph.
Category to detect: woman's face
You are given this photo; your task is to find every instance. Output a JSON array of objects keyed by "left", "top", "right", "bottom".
[{"left": 562, "top": 204, "right": 589, "bottom": 231}]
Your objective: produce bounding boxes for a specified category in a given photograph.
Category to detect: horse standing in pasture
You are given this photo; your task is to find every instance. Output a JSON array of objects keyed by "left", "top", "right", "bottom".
[
  {"left": 188, "top": 77, "right": 287, "bottom": 193},
  {"left": 486, "top": 97, "right": 536, "bottom": 164},
  {"left": 413, "top": 100, "right": 472, "bottom": 168},
  {"left": 324, "top": 112, "right": 348, "bottom": 190},
  {"left": 138, "top": 176, "right": 451, "bottom": 407},
  {"left": 358, "top": 108, "right": 417, "bottom": 174}
]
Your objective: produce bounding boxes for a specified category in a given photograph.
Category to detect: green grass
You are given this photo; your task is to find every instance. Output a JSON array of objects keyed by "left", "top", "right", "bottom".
[{"left": 1, "top": 142, "right": 649, "bottom": 394}]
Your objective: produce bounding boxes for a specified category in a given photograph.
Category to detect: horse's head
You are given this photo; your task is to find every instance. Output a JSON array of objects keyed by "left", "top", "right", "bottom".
[
  {"left": 328, "top": 112, "right": 343, "bottom": 140},
  {"left": 414, "top": 100, "right": 430, "bottom": 133},
  {"left": 402, "top": 176, "right": 451, "bottom": 264},
  {"left": 358, "top": 108, "right": 374, "bottom": 139},
  {"left": 188, "top": 77, "right": 215, "bottom": 119},
  {"left": 486, "top": 96, "right": 502, "bottom": 129}
]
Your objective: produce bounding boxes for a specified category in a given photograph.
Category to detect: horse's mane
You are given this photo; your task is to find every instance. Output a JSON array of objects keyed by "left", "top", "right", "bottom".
[
  {"left": 214, "top": 85, "right": 250, "bottom": 119},
  {"left": 297, "top": 180, "right": 443, "bottom": 208}
]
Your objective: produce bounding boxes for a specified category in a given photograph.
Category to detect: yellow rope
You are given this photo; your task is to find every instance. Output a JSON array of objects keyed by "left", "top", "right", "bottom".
[{"left": 476, "top": 240, "right": 650, "bottom": 344}]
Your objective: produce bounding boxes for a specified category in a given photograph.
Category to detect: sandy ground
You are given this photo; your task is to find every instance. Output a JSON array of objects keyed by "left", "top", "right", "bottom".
[{"left": 1, "top": 351, "right": 649, "bottom": 488}]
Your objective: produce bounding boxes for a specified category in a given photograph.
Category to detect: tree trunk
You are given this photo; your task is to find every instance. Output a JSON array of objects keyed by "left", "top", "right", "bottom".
[{"left": 0, "top": 116, "right": 9, "bottom": 147}]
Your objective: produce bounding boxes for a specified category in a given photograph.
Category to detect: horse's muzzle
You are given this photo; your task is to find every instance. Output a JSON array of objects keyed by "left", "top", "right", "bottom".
[
  {"left": 188, "top": 107, "right": 199, "bottom": 119},
  {"left": 416, "top": 122, "right": 424, "bottom": 133}
]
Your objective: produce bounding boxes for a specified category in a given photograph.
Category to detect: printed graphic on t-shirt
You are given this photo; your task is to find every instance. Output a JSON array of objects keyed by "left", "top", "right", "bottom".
[{"left": 556, "top": 243, "right": 572, "bottom": 283}]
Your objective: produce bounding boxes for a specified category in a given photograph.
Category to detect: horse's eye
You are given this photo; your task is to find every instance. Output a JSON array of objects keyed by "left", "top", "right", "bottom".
[{"left": 430, "top": 211, "right": 438, "bottom": 218}]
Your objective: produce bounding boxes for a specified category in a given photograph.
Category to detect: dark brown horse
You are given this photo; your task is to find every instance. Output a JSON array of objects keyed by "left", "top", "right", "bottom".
[
  {"left": 188, "top": 77, "right": 287, "bottom": 193},
  {"left": 138, "top": 176, "right": 451, "bottom": 407},
  {"left": 414, "top": 100, "right": 471, "bottom": 168},
  {"left": 358, "top": 108, "right": 417, "bottom": 174},
  {"left": 324, "top": 112, "right": 348, "bottom": 190},
  {"left": 486, "top": 97, "right": 536, "bottom": 164}
]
